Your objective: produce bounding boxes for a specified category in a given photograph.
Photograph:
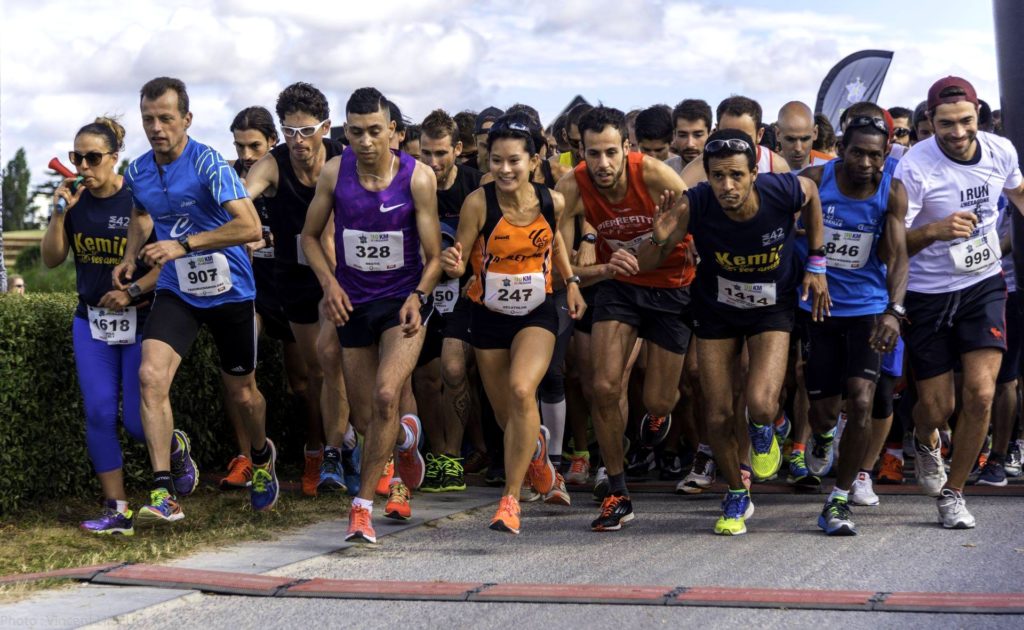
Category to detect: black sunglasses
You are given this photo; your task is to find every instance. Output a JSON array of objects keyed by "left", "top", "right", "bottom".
[
  {"left": 69, "top": 151, "right": 113, "bottom": 167},
  {"left": 845, "top": 116, "right": 890, "bottom": 137},
  {"left": 893, "top": 127, "right": 911, "bottom": 138},
  {"left": 704, "top": 138, "right": 753, "bottom": 154}
]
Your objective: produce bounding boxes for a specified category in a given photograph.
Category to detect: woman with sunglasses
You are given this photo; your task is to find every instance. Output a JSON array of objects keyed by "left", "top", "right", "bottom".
[
  {"left": 41, "top": 117, "right": 159, "bottom": 535},
  {"left": 440, "top": 113, "right": 586, "bottom": 534}
]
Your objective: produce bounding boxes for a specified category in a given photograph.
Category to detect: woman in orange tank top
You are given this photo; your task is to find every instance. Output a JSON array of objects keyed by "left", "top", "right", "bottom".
[{"left": 441, "top": 114, "right": 585, "bottom": 535}]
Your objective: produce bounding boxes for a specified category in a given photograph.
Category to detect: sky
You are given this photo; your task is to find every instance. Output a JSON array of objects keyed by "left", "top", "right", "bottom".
[{"left": 0, "top": 0, "right": 1002, "bottom": 188}]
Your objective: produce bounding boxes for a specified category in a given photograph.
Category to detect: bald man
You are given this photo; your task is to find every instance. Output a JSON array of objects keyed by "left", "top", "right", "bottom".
[{"left": 776, "top": 101, "right": 833, "bottom": 173}]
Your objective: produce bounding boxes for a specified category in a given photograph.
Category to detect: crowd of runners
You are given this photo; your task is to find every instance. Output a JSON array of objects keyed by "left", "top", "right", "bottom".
[{"left": 44, "top": 73, "right": 1024, "bottom": 542}]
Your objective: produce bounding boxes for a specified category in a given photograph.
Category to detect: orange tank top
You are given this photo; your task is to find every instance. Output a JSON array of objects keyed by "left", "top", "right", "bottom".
[
  {"left": 574, "top": 152, "right": 693, "bottom": 288},
  {"left": 468, "top": 182, "right": 555, "bottom": 316}
]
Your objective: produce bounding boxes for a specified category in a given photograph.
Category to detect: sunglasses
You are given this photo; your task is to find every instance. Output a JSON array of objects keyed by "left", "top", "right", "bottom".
[
  {"left": 845, "top": 116, "right": 890, "bottom": 136},
  {"left": 893, "top": 127, "right": 911, "bottom": 138},
  {"left": 281, "top": 120, "right": 326, "bottom": 138},
  {"left": 69, "top": 151, "right": 113, "bottom": 167},
  {"left": 704, "top": 138, "right": 753, "bottom": 154}
]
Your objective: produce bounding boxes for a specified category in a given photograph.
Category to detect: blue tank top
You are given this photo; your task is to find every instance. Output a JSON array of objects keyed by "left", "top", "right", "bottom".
[
  {"left": 333, "top": 148, "right": 422, "bottom": 305},
  {"left": 797, "top": 159, "right": 892, "bottom": 317}
]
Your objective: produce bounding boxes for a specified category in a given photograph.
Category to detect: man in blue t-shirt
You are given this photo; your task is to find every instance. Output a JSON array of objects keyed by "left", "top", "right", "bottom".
[{"left": 114, "top": 77, "right": 279, "bottom": 524}]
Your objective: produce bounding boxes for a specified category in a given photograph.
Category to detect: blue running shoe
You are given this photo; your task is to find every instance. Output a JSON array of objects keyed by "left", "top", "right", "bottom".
[
  {"left": 170, "top": 429, "right": 199, "bottom": 497},
  {"left": 80, "top": 501, "right": 134, "bottom": 536},
  {"left": 318, "top": 448, "right": 347, "bottom": 493},
  {"left": 135, "top": 488, "right": 183, "bottom": 525},
  {"left": 807, "top": 429, "right": 836, "bottom": 477},
  {"left": 342, "top": 445, "right": 362, "bottom": 496},
  {"left": 818, "top": 497, "right": 856, "bottom": 535},
  {"left": 747, "top": 421, "right": 782, "bottom": 481},
  {"left": 251, "top": 439, "right": 280, "bottom": 512},
  {"left": 714, "top": 490, "right": 751, "bottom": 535},
  {"left": 774, "top": 413, "right": 791, "bottom": 444}
]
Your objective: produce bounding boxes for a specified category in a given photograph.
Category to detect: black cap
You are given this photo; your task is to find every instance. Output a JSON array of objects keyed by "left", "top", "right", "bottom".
[{"left": 475, "top": 107, "right": 504, "bottom": 134}]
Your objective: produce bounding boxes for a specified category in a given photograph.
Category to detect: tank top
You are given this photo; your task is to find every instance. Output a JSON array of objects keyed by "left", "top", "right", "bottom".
[
  {"left": 267, "top": 139, "right": 343, "bottom": 265},
  {"left": 574, "top": 152, "right": 693, "bottom": 288},
  {"left": 333, "top": 148, "right": 422, "bottom": 306},
  {"left": 437, "top": 163, "right": 482, "bottom": 230},
  {"left": 468, "top": 182, "right": 555, "bottom": 316}
]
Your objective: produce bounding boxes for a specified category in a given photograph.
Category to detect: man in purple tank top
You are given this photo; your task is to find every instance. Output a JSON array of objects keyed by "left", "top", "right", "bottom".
[{"left": 302, "top": 87, "right": 441, "bottom": 544}]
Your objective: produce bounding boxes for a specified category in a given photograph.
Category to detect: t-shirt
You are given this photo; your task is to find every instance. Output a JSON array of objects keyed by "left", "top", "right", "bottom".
[
  {"left": 998, "top": 195, "right": 1015, "bottom": 293},
  {"left": 895, "top": 132, "right": 1022, "bottom": 294},
  {"left": 125, "top": 138, "right": 255, "bottom": 306},
  {"left": 665, "top": 154, "right": 684, "bottom": 174}
]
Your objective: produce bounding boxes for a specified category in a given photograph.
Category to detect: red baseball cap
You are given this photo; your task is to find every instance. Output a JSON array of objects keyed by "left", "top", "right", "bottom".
[{"left": 927, "top": 76, "right": 979, "bottom": 111}]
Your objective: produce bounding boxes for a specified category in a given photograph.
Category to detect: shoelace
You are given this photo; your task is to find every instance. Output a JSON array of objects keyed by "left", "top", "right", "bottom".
[
  {"left": 749, "top": 423, "right": 774, "bottom": 453},
  {"left": 351, "top": 506, "right": 372, "bottom": 529},
  {"left": 569, "top": 456, "right": 588, "bottom": 475},
  {"left": 722, "top": 492, "right": 748, "bottom": 519},
  {"left": 790, "top": 451, "right": 807, "bottom": 470},
  {"left": 917, "top": 445, "right": 942, "bottom": 473},
  {"left": 423, "top": 454, "right": 441, "bottom": 479},
  {"left": 600, "top": 495, "right": 625, "bottom": 518},
  {"left": 228, "top": 457, "right": 251, "bottom": 478},
  {"left": 827, "top": 499, "right": 852, "bottom": 521},
  {"left": 321, "top": 456, "right": 342, "bottom": 477},
  {"left": 812, "top": 434, "right": 832, "bottom": 459},
  {"left": 389, "top": 483, "right": 410, "bottom": 504},
  {"left": 440, "top": 456, "right": 464, "bottom": 477},
  {"left": 252, "top": 466, "right": 271, "bottom": 493},
  {"left": 646, "top": 416, "right": 666, "bottom": 434},
  {"left": 150, "top": 488, "right": 173, "bottom": 510}
]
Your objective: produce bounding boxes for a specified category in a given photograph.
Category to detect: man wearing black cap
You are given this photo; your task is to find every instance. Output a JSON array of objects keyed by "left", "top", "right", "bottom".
[
  {"left": 468, "top": 106, "right": 503, "bottom": 171},
  {"left": 895, "top": 76, "right": 1024, "bottom": 529}
]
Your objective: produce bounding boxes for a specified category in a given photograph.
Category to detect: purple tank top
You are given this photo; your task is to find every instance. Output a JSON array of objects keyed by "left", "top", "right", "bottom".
[{"left": 334, "top": 148, "right": 422, "bottom": 305}]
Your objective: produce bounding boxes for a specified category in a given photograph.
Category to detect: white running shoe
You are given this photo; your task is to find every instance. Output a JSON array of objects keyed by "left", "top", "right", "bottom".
[
  {"left": 850, "top": 471, "right": 880, "bottom": 506},
  {"left": 915, "top": 441, "right": 947, "bottom": 497},
  {"left": 937, "top": 488, "right": 975, "bottom": 529}
]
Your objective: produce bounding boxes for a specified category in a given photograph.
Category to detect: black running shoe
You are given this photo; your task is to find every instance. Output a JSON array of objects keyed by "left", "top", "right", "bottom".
[
  {"left": 639, "top": 413, "right": 672, "bottom": 447},
  {"left": 591, "top": 494, "right": 635, "bottom": 531},
  {"left": 625, "top": 445, "right": 656, "bottom": 479},
  {"left": 658, "top": 451, "right": 685, "bottom": 481}
]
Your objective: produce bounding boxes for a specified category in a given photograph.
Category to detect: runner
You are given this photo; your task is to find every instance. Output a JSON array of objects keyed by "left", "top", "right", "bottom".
[
  {"left": 775, "top": 101, "right": 833, "bottom": 173},
  {"left": 41, "top": 116, "right": 160, "bottom": 535},
  {"left": 440, "top": 112, "right": 585, "bottom": 534},
  {"left": 651, "top": 128, "right": 829, "bottom": 535},
  {"left": 897, "top": 76, "right": 1024, "bottom": 528},
  {"left": 555, "top": 106, "right": 694, "bottom": 531},
  {"left": 888, "top": 106, "right": 913, "bottom": 148},
  {"left": 114, "top": 77, "right": 279, "bottom": 523},
  {"left": 671, "top": 99, "right": 712, "bottom": 167},
  {"left": 634, "top": 105, "right": 684, "bottom": 174},
  {"left": 301, "top": 87, "right": 441, "bottom": 543},
  {"left": 795, "top": 104, "right": 909, "bottom": 535},
  {"left": 471, "top": 107, "right": 503, "bottom": 174}
]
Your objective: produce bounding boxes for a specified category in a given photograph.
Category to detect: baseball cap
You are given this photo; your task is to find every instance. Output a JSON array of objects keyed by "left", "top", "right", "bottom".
[
  {"left": 475, "top": 107, "right": 504, "bottom": 134},
  {"left": 440, "top": 222, "right": 457, "bottom": 248},
  {"left": 927, "top": 76, "right": 978, "bottom": 112}
]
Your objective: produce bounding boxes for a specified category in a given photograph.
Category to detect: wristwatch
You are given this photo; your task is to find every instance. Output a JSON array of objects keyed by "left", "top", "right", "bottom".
[
  {"left": 412, "top": 289, "right": 429, "bottom": 306},
  {"left": 177, "top": 234, "right": 193, "bottom": 254},
  {"left": 885, "top": 302, "right": 907, "bottom": 320},
  {"left": 126, "top": 283, "right": 143, "bottom": 300},
  {"left": 565, "top": 275, "right": 581, "bottom": 286},
  {"left": 581, "top": 233, "right": 597, "bottom": 244}
]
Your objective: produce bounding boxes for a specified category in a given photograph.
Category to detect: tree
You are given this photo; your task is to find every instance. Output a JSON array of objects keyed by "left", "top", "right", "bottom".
[
  {"left": 118, "top": 158, "right": 129, "bottom": 175},
  {"left": 2, "top": 148, "right": 32, "bottom": 232}
]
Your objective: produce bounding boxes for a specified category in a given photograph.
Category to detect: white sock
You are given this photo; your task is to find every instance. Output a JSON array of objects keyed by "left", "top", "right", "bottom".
[
  {"left": 541, "top": 400, "right": 566, "bottom": 458},
  {"left": 698, "top": 443, "right": 713, "bottom": 456},
  {"left": 342, "top": 426, "right": 357, "bottom": 450},
  {"left": 115, "top": 500, "right": 129, "bottom": 514},
  {"left": 352, "top": 497, "right": 373, "bottom": 512},
  {"left": 829, "top": 487, "right": 849, "bottom": 503},
  {"left": 305, "top": 446, "right": 322, "bottom": 456},
  {"left": 398, "top": 415, "right": 418, "bottom": 451},
  {"left": 885, "top": 447, "right": 904, "bottom": 462}
]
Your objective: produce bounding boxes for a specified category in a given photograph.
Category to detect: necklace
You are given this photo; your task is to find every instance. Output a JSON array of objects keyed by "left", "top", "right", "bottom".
[{"left": 357, "top": 152, "right": 395, "bottom": 181}]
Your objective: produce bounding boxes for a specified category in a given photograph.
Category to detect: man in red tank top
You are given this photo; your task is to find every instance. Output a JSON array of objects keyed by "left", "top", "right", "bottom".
[{"left": 556, "top": 106, "right": 693, "bottom": 532}]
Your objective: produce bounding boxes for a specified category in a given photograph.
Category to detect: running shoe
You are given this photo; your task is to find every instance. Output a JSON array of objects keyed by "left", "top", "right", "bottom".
[
  {"left": 626, "top": 445, "right": 656, "bottom": 478},
  {"left": 376, "top": 457, "right": 394, "bottom": 497},
  {"left": 1006, "top": 441, "right": 1023, "bottom": 477},
  {"left": 590, "top": 494, "right": 634, "bottom": 531},
  {"left": 439, "top": 455, "right": 467, "bottom": 492},
  {"left": 806, "top": 429, "right": 835, "bottom": 477},
  {"left": 520, "top": 481, "right": 542, "bottom": 503},
  {"left": 251, "top": 439, "right": 280, "bottom": 512},
  {"left": 318, "top": 448, "right": 347, "bottom": 494},
  {"left": 463, "top": 450, "right": 490, "bottom": 474},
  {"left": 565, "top": 451, "right": 590, "bottom": 485},
  {"left": 850, "top": 471, "right": 880, "bottom": 506},
  {"left": 714, "top": 490, "right": 751, "bottom": 536},
  {"left": 483, "top": 461, "right": 506, "bottom": 487},
  {"left": 774, "top": 413, "right": 792, "bottom": 445},
  {"left": 915, "top": 441, "right": 947, "bottom": 497},
  {"left": 937, "top": 488, "right": 975, "bottom": 529},
  {"left": 420, "top": 453, "right": 444, "bottom": 493},
  {"left": 136, "top": 488, "right": 183, "bottom": 525},
  {"left": 527, "top": 426, "right": 557, "bottom": 495},
  {"left": 592, "top": 466, "right": 610, "bottom": 502},
  {"left": 975, "top": 459, "right": 1007, "bottom": 487},
  {"left": 489, "top": 495, "right": 521, "bottom": 535},
  {"left": 302, "top": 448, "right": 323, "bottom": 497},
  {"left": 345, "top": 504, "right": 377, "bottom": 543},
  {"left": 80, "top": 501, "right": 134, "bottom": 536},
  {"left": 341, "top": 445, "right": 361, "bottom": 495},
  {"left": 876, "top": 452, "right": 904, "bottom": 484},
  {"left": 903, "top": 431, "right": 916, "bottom": 460},
  {"left": 747, "top": 421, "right": 782, "bottom": 481},
  {"left": 219, "top": 455, "right": 252, "bottom": 490},
  {"left": 818, "top": 497, "right": 856, "bottom": 535},
  {"left": 786, "top": 451, "right": 821, "bottom": 490},
  {"left": 639, "top": 413, "right": 671, "bottom": 447},
  {"left": 170, "top": 429, "right": 199, "bottom": 497},
  {"left": 677, "top": 451, "right": 715, "bottom": 494},
  {"left": 658, "top": 451, "right": 685, "bottom": 481},
  {"left": 395, "top": 415, "right": 425, "bottom": 489},
  {"left": 384, "top": 482, "right": 412, "bottom": 520},
  {"left": 544, "top": 472, "right": 571, "bottom": 505}
]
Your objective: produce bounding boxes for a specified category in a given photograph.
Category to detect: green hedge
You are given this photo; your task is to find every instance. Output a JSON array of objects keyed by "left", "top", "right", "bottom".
[{"left": 0, "top": 292, "right": 304, "bottom": 515}]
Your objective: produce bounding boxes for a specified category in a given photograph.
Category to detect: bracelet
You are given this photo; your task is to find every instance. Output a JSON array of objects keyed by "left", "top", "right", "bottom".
[
  {"left": 806, "top": 255, "right": 827, "bottom": 275},
  {"left": 650, "top": 233, "right": 668, "bottom": 247}
]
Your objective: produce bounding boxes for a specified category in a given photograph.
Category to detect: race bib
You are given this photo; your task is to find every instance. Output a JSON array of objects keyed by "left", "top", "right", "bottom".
[
  {"left": 87, "top": 306, "right": 137, "bottom": 345},
  {"left": 605, "top": 232, "right": 651, "bottom": 255},
  {"left": 484, "top": 272, "right": 547, "bottom": 316},
  {"left": 295, "top": 234, "right": 309, "bottom": 266},
  {"left": 342, "top": 229, "right": 404, "bottom": 272},
  {"left": 253, "top": 227, "right": 274, "bottom": 259},
  {"left": 175, "top": 252, "right": 233, "bottom": 297},
  {"left": 949, "top": 230, "right": 1000, "bottom": 274},
  {"left": 717, "top": 276, "right": 777, "bottom": 309},
  {"left": 433, "top": 278, "right": 459, "bottom": 315},
  {"left": 823, "top": 227, "right": 874, "bottom": 270}
]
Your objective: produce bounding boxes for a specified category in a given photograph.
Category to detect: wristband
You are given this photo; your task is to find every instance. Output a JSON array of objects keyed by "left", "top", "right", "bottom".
[
  {"left": 650, "top": 233, "right": 668, "bottom": 247},
  {"left": 806, "top": 255, "right": 827, "bottom": 275}
]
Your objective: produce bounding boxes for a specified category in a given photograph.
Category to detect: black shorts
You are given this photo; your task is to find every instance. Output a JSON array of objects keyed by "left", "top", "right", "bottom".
[
  {"left": 144, "top": 291, "right": 257, "bottom": 376},
  {"left": 997, "top": 290, "right": 1022, "bottom": 384},
  {"left": 336, "top": 297, "right": 434, "bottom": 349},
  {"left": 591, "top": 280, "right": 692, "bottom": 355},
  {"left": 804, "top": 314, "right": 883, "bottom": 400},
  {"left": 573, "top": 284, "right": 599, "bottom": 335},
  {"left": 691, "top": 298, "right": 795, "bottom": 341},
  {"left": 417, "top": 309, "right": 445, "bottom": 368},
  {"left": 273, "top": 263, "right": 323, "bottom": 325},
  {"left": 470, "top": 296, "right": 558, "bottom": 350},
  {"left": 442, "top": 297, "right": 473, "bottom": 343},
  {"left": 904, "top": 274, "right": 1007, "bottom": 380},
  {"left": 255, "top": 298, "right": 295, "bottom": 342}
]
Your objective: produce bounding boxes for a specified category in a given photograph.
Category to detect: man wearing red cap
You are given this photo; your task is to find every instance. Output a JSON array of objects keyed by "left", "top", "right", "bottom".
[{"left": 895, "top": 76, "right": 1024, "bottom": 529}]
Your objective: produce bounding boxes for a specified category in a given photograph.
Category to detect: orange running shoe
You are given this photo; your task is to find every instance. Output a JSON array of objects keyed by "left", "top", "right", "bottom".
[
  {"left": 876, "top": 452, "right": 904, "bottom": 485},
  {"left": 219, "top": 455, "right": 252, "bottom": 490},
  {"left": 544, "top": 473, "right": 571, "bottom": 506},
  {"left": 376, "top": 457, "right": 394, "bottom": 497},
  {"left": 489, "top": 495, "right": 521, "bottom": 534},
  {"left": 527, "top": 426, "right": 556, "bottom": 495},
  {"left": 302, "top": 449, "right": 323, "bottom": 497},
  {"left": 344, "top": 504, "right": 377, "bottom": 544},
  {"left": 385, "top": 482, "right": 412, "bottom": 520}
]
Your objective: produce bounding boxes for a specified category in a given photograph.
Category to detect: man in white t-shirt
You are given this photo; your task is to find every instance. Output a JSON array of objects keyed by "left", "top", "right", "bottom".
[{"left": 896, "top": 76, "right": 1024, "bottom": 529}]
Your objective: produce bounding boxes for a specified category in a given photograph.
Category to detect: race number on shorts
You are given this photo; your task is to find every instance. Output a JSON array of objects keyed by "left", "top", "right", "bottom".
[
  {"left": 484, "top": 271, "right": 547, "bottom": 316},
  {"left": 823, "top": 227, "right": 874, "bottom": 270},
  {"left": 949, "top": 230, "right": 1000, "bottom": 274},
  {"left": 716, "top": 276, "right": 777, "bottom": 309},
  {"left": 87, "top": 305, "right": 137, "bottom": 345},
  {"left": 175, "top": 253, "right": 233, "bottom": 297},
  {"left": 342, "top": 229, "right": 404, "bottom": 272}
]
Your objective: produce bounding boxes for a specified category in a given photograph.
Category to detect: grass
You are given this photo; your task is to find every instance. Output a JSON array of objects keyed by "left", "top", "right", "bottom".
[
  {"left": 4, "top": 230, "right": 45, "bottom": 239},
  {"left": 0, "top": 477, "right": 348, "bottom": 601}
]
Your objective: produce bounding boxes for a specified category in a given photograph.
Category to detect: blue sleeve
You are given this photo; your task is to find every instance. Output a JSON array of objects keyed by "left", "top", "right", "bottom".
[
  {"left": 194, "top": 147, "right": 248, "bottom": 207},
  {"left": 124, "top": 163, "right": 148, "bottom": 213}
]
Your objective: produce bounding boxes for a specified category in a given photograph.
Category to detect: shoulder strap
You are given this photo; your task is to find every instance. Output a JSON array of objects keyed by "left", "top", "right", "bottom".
[{"left": 482, "top": 182, "right": 503, "bottom": 239}]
